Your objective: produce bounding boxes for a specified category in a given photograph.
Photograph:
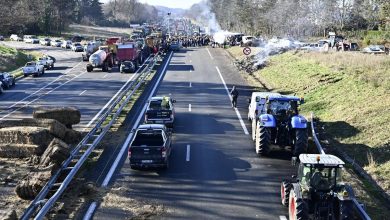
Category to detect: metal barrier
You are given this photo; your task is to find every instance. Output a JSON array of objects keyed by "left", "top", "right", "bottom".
[
  {"left": 21, "top": 55, "right": 158, "bottom": 220},
  {"left": 310, "top": 112, "right": 371, "bottom": 220}
]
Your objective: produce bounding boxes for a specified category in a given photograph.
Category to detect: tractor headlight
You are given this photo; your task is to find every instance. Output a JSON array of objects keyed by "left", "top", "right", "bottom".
[{"left": 342, "top": 190, "right": 349, "bottom": 198}]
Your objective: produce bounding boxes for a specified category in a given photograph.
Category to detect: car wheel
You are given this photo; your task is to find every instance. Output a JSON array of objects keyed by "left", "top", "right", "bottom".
[{"left": 12, "top": 79, "right": 15, "bottom": 86}]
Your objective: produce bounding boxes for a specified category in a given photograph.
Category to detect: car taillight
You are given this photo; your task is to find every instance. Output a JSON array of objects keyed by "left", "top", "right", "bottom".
[
  {"left": 161, "top": 147, "right": 167, "bottom": 158},
  {"left": 128, "top": 148, "right": 132, "bottom": 158}
]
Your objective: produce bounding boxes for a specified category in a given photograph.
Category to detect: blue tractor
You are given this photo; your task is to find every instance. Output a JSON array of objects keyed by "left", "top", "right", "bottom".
[{"left": 254, "top": 93, "right": 308, "bottom": 157}]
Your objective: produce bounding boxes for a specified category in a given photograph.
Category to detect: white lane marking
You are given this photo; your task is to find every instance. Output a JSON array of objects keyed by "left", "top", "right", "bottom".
[
  {"left": 83, "top": 52, "right": 173, "bottom": 220},
  {"left": 206, "top": 47, "right": 214, "bottom": 60},
  {"left": 6, "top": 61, "right": 83, "bottom": 110},
  {"left": 84, "top": 57, "right": 151, "bottom": 129},
  {"left": 103, "top": 74, "right": 108, "bottom": 78},
  {"left": 101, "top": 52, "right": 173, "bottom": 187},
  {"left": 189, "top": 82, "right": 192, "bottom": 88},
  {"left": 186, "top": 145, "right": 190, "bottom": 162},
  {"left": 190, "top": 60, "right": 192, "bottom": 63},
  {"left": 0, "top": 71, "right": 88, "bottom": 120},
  {"left": 188, "top": 104, "right": 191, "bottom": 112},
  {"left": 215, "top": 66, "right": 249, "bottom": 135},
  {"left": 83, "top": 202, "right": 97, "bottom": 220},
  {"left": 279, "top": 216, "right": 287, "bottom": 220},
  {"left": 79, "top": 90, "right": 87, "bottom": 96}
]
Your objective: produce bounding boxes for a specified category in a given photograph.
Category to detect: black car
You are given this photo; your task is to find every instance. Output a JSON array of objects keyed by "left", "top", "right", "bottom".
[
  {"left": 0, "top": 72, "right": 16, "bottom": 89},
  {"left": 120, "top": 61, "right": 136, "bottom": 73}
]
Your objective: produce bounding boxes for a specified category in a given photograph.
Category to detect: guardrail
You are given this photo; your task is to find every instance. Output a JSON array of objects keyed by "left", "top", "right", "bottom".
[
  {"left": 310, "top": 112, "right": 371, "bottom": 220},
  {"left": 21, "top": 55, "right": 158, "bottom": 220}
]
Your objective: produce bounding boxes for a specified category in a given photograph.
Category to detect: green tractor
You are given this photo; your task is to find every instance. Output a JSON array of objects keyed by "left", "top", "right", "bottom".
[{"left": 281, "top": 154, "right": 359, "bottom": 220}]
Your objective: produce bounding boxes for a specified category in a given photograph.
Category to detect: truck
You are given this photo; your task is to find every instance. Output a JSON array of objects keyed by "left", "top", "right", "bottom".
[
  {"left": 22, "top": 62, "right": 45, "bottom": 77},
  {"left": 128, "top": 124, "right": 172, "bottom": 169},
  {"left": 117, "top": 42, "right": 142, "bottom": 73},
  {"left": 281, "top": 154, "right": 361, "bottom": 219},
  {"left": 82, "top": 41, "right": 101, "bottom": 61},
  {"left": 145, "top": 96, "right": 176, "bottom": 128},
  {"left": 248, "top": 92, "right": 308, "bottom": 157},
  {"left": 37, "top": 56, "right": 54, "bottom": 69},
  {"left": 86, "top": 47, "right": 114, "bottom": 72}
]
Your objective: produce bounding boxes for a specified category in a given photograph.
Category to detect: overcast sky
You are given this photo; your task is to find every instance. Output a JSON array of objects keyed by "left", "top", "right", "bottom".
[{"left": 100, "top": 0, "right": 203, "bottom": 9}]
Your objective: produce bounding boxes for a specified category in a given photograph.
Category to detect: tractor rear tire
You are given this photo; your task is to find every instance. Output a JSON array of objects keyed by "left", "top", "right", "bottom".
[
  {"left": 294, "top": 129, "right": 308, "bottom": 157},
  {"left": 289, "top": 189, "right": 308, "bottom": 220},
  {"left": 281, "top": 180, "right": 291, "bottom": 206},
  {"left": 256, "top": 126, "right": 270, "bottom": 156},
  {"left": 251, "top": 119, "right": 257, "bottom": 142}
]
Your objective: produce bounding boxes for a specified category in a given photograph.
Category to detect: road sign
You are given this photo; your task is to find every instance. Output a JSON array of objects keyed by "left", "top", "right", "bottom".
[{"left": 243, "top": 47, "right": 251, "bottom": 55}]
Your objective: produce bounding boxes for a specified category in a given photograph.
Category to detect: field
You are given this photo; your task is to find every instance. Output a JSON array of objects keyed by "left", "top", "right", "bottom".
[
  {"left": 65, "top": 24, "right": 133, "bottom": 38},
  {"left": 228, "top": 46, "right": 390, "bottom": 219},
  {"left": 0, "top": 44, "right": 42, "bottom": 77}
]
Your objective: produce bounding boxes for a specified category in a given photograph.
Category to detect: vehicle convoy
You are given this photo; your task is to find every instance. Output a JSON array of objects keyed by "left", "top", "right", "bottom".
[
  {"left": 71, "top": 42, "right": 83, "bottom": 52},
  {"left": 37, "top": 56, "right": 54, "bottom": 69},
  {"left": 82, "top": 41, "right": 101, "bottom": 61},
  {"left": 248, "top": 92, "right": 308, "bottom": 157},
  {"left": 39, "top": 38, "right": 51, "bottom": 46},
  {"left": 0, "top": 72, "right": 15, "bottom": 89},
  {"left": 23, "top": 35, "right": 39, "bottom": 44},
  {"left": 281, "top": 154, "right": 359, "bottom": 220},
  {"left": 86, "top": 47, "right": 113, "bottom": 72},
  {"left": 51, "top": 39, "right": 62, "bottom": 47},
  {"left": 22, "top": 61, "right": 44, "bottom": 77},
  {"left": 117, "top": 42, "right": 141, "bottom": 73},
  {"left": 61, "top": 40, "right": 72, "bottom": 49},
  {"left": 128, "top": 124, "right": 172, "bottom": 169},
  {"left": 145, "top": 96, "right": 176, "bottom": 128}
]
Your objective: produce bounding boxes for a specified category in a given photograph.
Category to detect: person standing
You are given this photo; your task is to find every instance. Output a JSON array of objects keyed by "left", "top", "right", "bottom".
[{"left": 230, "top": 86, "right": 239, "bottom": 108}]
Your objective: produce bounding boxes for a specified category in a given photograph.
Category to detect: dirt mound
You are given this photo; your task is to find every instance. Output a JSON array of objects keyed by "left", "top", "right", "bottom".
[
  {"left": 0, "top": 127, "right": 53, "bottom": 149},
  {"left": 64, "top": 129, "right": 83, "bottom": 144},
  {"left": 0, "top": 118, "right": 67, "bottom": 139},
  {"left": 33, "top": 107, "right": 81, "bottom": 128},
  {"left": 15, "top": 138, "right": 72, "bottom": 200}
]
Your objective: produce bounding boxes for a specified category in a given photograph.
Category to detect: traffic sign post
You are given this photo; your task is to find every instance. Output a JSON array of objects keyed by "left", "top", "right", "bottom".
[{"left": 243, "top": 47, "right": 251, "bottom": 55}]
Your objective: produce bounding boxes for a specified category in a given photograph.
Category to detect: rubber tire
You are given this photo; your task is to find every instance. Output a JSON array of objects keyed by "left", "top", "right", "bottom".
[
  {"left": 12, "top": 79, "right": 15, "bottom": 86},
  {"left": 87, "top": 66, "right": 93, "bottom": 72},
  {"left": 42, "top": 69, "right": 45, "bottom": 75},
  {"left": 251, "top": 119, "right": 257, "bottom": 142},
  {"left": 294, "top": 129, "right": 308, "bottom": 157},
  {"left": 289, "top": 189, "right": 308, "bottom": 220},
  {"left": 256, "top": 126, "right": 271, "bottom": 155},
  {"left": 281, "top": 180, "right": 290, "bottom": 206}
]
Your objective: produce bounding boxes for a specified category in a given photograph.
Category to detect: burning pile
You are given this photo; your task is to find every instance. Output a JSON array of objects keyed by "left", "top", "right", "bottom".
[
  {"left": 234, "top": 38, "right": 301, "bottom": 74},
  {"left": 0, "top": 107, "right": 83, "bottom": 201}
]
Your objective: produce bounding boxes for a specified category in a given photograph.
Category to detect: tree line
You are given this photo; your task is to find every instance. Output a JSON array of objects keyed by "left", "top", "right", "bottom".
[
  {"left": 205, "top": 0, "right": 390, "bottom": 37},
  {"left": 0, "top": 0, "right": 158, "bottom": 35}
]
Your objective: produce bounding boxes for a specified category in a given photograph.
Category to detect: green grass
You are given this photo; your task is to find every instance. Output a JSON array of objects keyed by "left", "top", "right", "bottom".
[
  {"left": 228, "top": 47, "right": 390, "bottom": 218},
  {"left": 0, "top": 45, "right": 42, "bottom": 77}
]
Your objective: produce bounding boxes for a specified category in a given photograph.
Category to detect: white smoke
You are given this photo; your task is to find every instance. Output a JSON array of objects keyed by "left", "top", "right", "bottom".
[{"left": 191, "top": 1, "right": 221, "bottom": 34}]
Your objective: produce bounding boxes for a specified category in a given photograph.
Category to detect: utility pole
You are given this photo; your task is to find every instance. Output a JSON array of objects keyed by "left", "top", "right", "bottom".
[{"left": 167, "top": 12, "right": 171, "bottom": 37}]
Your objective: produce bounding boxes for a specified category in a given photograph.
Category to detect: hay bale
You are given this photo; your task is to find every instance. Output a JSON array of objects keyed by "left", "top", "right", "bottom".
[
  {"left": 0, "top": 210, "right": 17, "bottom": 220},
  {"left": 39, "top": 138, "right": 70, "bottom": 170},
  {"left": 64, "top": 129, "right": 83, "bottom": 144},
  {"left": 33, "top": 107, "right": 81, "bottom": 126},
  {"left": 15, "top": 170, "right": 51, "bottom": 200},
  {"left": 0, "top": 144, "right": 41, "bottom": 158},
  {"left": 0, "top": 127, "right": 53, "bottom": 148},
  {"left": 0, "top": 118, "right": 67, "bottom": 139}
]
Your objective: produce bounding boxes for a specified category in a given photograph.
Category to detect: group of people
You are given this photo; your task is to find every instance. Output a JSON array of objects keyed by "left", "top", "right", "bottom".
[{"left": 166, "top": 35, "right": 211, "bottom": 48}]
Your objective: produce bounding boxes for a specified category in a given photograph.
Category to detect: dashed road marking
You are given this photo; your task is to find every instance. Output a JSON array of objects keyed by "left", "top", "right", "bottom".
[
  {"left": 279, "top": 216, "right": 287, "bottom": 220},
  {"left": 189, "top": 82, "right": 192, "bottom": 88},
  {"left": 79, "top": 90, "right": 87, "bottom": 96},
  {"left": 103, "top": 74, "right": 108, "bottom": 78},
  {"left": 206, "top": 47, "right": 214, "bottom": 60},
  {"left": 186, "top": 145, "right": 191, "bottom": 162},
  {"left": 189, "top": 104, "right": 192, "bottom": 112}
]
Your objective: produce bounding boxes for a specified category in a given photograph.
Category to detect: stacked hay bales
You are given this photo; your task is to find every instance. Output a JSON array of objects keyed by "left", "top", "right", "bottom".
[{"left": 0, "top": 107, "right": 84, "bottom": 200}]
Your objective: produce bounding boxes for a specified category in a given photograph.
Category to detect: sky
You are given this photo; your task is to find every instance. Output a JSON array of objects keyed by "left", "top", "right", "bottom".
[{"left": 100, "top": 0, "right": 203, "bottom": 9}]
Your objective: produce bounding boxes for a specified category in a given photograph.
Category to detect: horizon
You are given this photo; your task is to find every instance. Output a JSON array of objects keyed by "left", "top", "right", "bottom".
[{"left": 99, "top": 0, "right": 203, "bottom": 9}]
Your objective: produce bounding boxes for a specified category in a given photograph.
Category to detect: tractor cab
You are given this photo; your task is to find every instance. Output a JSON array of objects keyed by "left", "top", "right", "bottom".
[
  {"left": 298, "top": 154, "right": 345, "bottom": 192},
  {"left": 264, "top": 96, "right": 304, "bottom": 121}
]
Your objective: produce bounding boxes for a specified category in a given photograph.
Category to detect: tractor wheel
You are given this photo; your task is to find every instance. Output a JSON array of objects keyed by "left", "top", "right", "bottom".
[
  {"left": 256, "top": 126, "right": 270, "bottom": 155},
  {"left": 294, "top": 129, "right": 308, "bottom": 157},
  {"left": 338, "top": 200, "right": 353, "bottom": 220},
  {"left": 289, "top": 189, "right": 308, "bottom": 220},
  {"left": 87, "top": 65, "right": 93, "bottom": 72},
  {"left": 281, "top": 180, "right": 291, "bottom": 206},
  {"left": 251, "top": 119, "right": 257, "bottom": 142}
]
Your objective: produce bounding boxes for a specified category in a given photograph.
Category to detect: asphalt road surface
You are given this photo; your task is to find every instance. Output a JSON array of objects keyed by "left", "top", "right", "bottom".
[
  {"left": 0, "top": 41, "right": 137, "bottom": 129},
  {"left": 93, "top": 47, "right": 295, "bottom": 219}
]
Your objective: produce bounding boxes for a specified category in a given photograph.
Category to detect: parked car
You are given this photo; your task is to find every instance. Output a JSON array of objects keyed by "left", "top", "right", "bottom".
[
  {"left": 37, "top": 56, "right": 54, "bottom": 69},
  {"left": 39, "top": 38, "right": 51, "bottom": 46},
  {"left": 145, "top": 96, "right": 176, "bottom": 128},
  {"left": 128, "top": 124, "right": 173, "bottom": 169},
  {"left": 242, "top": 35, "right": 255, "bottom": 46},
  {"left": 120, "top": 61, "right": 136, "bottom": 73},
  {"left": 61, "top": 40, "right": 72, "bottom": 49},
  {"left": 24, "top": 35, "right": 39, "bottom": 44},
  {"left": 22, "top": 62, "right": 44, "bottom": 77},
  {"left": 362, "top": 45, "right": 388, "bottom": 54},
  {"left": 10, "top": 34, "right": 22, "bottom": 41},
  {"left": 51, "top": 39, "right": 62, "bottom": 47},
  {"left": 71, "top": 42, "right": 83, "bottom": 52},
  {"left": 0, "top": 72, "right": 15, "bottom": 89}
]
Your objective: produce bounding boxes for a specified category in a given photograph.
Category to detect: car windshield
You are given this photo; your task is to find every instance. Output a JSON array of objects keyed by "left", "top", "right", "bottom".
[
  {"left": 149, "top": 99, "right": 170, "bottom": 110},
  {"left": 269, "top": 100, "right": 291, "bottom": 113},
  {"left": 132, "top": 131, "right": 164, "bottom": 146},
  {"left": 26, "top": 62, "right": 35, "bottom": 66}
]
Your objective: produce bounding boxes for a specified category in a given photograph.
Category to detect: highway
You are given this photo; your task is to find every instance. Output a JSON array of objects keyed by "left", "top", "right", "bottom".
[
  {"left": 89, "top": 47, "right": 295, "bottom": 219},
  {"left": 0, "top": 41, "right": 136, "bottom": 128}
]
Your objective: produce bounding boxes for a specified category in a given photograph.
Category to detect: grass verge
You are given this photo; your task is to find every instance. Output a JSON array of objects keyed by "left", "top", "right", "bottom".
[{"left": 227, "top": 47, "right": 390, "bottom": 219}]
